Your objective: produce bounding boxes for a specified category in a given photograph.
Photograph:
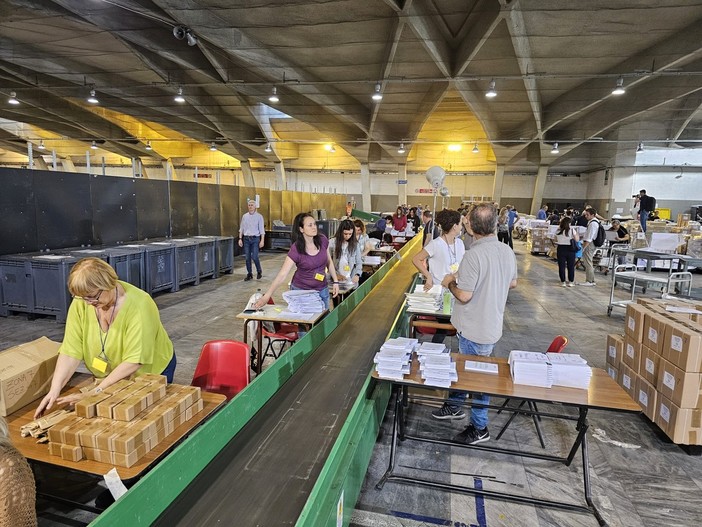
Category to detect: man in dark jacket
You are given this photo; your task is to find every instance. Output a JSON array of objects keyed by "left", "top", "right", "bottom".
[{"left": 636, "top": 189, "right": 656, "bottom": 232}]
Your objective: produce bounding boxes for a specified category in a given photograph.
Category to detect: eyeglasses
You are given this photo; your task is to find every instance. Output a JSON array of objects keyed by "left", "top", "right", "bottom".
[{"left": 76, "top": 290, "right": 103, "bottom": 304}]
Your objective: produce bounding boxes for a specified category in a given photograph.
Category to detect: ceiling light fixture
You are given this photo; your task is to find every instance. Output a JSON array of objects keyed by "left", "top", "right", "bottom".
[
  {"left": 551, "top": 142, "right": 559, "bottom": 154},
  {"left": 329, "top": 145, "right": 336, "bottom": 153},
  {"left": 397, "top": 143, "right": 406, "bottom": 154},
  {"left": 87, "top": 89, "right": 99, "bottom": 104},
  {"left": 8, "top": 91, "right": 19, "bottom": 105},
  {"left": 37, "top": 140, "right": 45, "bottom": 150},
  {"left": 185, "top": 30, "right": 198, "bottom": 47},
  {"left": 145, "top": 141, "right": 152, "bottom": 151},
  {"left": 264, "top": 143, "right": 272, "bottom": 153},
  {"left": 174, "top": 87, "right": 185, "bottom": 103},
  {"left": 612, "top": 76, "right": 626, "bottom": 95},
  {"left": 485, "top": 79, "right": 497, "bottom": 98},
  {"left": 372, "top": 83, "right": 383, "bottom": 102},
  {"left": 268, "top": 86, "right": 279, "bottom": 103},
  {"left": 448, "top": 144, "right": 461, "bottom": 152},
  {"left": 90, "top": 141, "right": 98, "bottom": 150},
  {"left": 209, "top": 142, "right": 217, "bottom": 151},
  {"left": 636, "top": 142, "right": 644, "bottom": 153},
  {"left": 472, "top": 142, "right": 479, "bottom": 154}
]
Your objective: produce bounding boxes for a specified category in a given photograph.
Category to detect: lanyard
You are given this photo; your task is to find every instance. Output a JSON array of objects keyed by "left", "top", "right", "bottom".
[
  {"left": 95, "top": 287, "right": 118, "bottom": 363},
  {"left": 444, "top": 236, "right": 457, "bottom": 264}
]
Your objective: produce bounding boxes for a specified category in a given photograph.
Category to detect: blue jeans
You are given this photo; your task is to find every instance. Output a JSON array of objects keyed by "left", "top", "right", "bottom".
[
  {"left": 161, "top": 350, "right": 177, "bottom": 383},
  {"left": 243, "top": 236, "right": 262, "bottom": 275},
  {"left": 448, "top": 335, "right": 495, "bottom": 429},
  {"left": 639, "top": 210, "right": 648, "bottom": 233}
]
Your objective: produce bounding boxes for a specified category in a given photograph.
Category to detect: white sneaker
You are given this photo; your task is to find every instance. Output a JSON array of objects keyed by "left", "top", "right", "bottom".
[
  {"left": 562, "top": 282, "right": 567, "bottom": 287},
  {"left": 567, "top": 282, "right": 575, "bottom": 287},
  {"left": 577, "top": 281, "right": 596, "bottom": 287}
]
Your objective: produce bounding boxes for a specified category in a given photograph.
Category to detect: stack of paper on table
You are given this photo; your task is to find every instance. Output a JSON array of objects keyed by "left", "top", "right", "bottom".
[
  {"left": 363, "top": 255, "right": 382, "bottom": 265},
  {"left": 405, "top": 284, "right": 442, "bottom": 312},
  {"left": 508, "top": 350, "right": 553, "bottom": 388},
  {"left": 464, "top": 360, "right": 499, "bottom": 375},
  {"left": 373, "top": 337, "right": 417, "bottom": 380},
  {"left": 281, "top": 290, "right": 325, "bottom": 313},
  {"left": 547, "top": 353, "right": 592, "bottom": 389},
  {"left": 418, "top": 347, "right": 457, "bottom": 388}
]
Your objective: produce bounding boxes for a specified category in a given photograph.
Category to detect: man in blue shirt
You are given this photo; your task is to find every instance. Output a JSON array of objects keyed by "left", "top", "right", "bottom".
[
  {"left": 536, "top": 205, "right": 548, "bottom": 220},
  {"left": 506, "top": 206, "right": 519, "bottom": 248}
]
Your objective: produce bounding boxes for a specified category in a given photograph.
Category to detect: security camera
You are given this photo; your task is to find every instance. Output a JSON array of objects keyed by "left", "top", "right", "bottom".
[{"left": 173, "top": 25, "right": 186, "bottom": 40}]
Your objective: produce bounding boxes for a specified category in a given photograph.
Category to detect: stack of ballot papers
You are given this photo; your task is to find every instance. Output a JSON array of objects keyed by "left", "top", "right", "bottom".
[
  {"left": 464, "top": 360, "right": 499, "bottom": 375},
  {"left": 281, "top": 290, "right": 326, "bottom": 313},
  {"left": 373, "top": 337, "right": 418, "bottom": 380},
  {"left": 547, "top": 353, "right": 592, "bottom": 389},
  {"left": 508, "top": 350, "right": 553, "bottom": 388},
  {"left": 415, "top": 342, "right": 456, "bottom": 387},
  {"left": 405, "top": 284, "right": 442, "bottom": 312},
  {"left": 363, "top": 255, "right": 382, "bottom": 266}
]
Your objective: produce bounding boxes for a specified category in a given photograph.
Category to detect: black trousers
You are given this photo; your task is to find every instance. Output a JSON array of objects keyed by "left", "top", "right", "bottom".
[{"left": 557, "top": 245, "right": 576, "bottom": 283}]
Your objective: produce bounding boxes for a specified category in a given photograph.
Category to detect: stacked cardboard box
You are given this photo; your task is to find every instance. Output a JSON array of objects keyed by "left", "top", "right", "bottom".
[
  {"left": 607, "top": 298, "right": 702, "bottom": 444},
  {"left": 527, "top": 228, "right": 549, "bottom": 254},
  {"left": 47, "top": 375, "right": 203, "bottom": 467}
]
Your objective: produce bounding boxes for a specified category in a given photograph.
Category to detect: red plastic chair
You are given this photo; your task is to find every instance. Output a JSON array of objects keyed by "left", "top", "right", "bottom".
[
  {"left": 412, "top": 315, "right": 457, "bottom": 337},
  {"left": 495, "top": 335, "right": 569, "bottom": 448},
  {"left": 260, "top": 298, "right": 299, "bottom": 361},
  {"left": 191, "top": 340, "right": 251, "bottom": 400}
]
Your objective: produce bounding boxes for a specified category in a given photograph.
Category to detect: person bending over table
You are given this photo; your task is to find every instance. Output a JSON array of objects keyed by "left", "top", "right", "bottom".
[
  {"left": 353, "top": 219, "right": 374, "bottom": 256},
  {"left": 0, "top": 416, "right": 37, "bottom": 527},
  {"left": 329, "top": 220, "right": 363, "bottom": 285},
  {"left": 35, "top": 258, "right": 176, "bottom": 418},
  {"left": 254, "top": 212, "right": 339, "bottom": 310},
  {"left": 391, "top": 206, "right": 407, "bottom": 232}
]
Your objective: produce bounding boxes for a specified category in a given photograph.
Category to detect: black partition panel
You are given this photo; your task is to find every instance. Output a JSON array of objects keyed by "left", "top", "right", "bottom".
[
  {"left": 0, "top": 169, "right": 38, "bottom": 255},
  {"left": 197, "top": 184, "right": 221, "bottom": 235},
  {"left": 135, "top": 179, "right": 170, "bottom": 240},
  {"left": 34, "top": 171, "right": 93, "bottom": 250},
  {"left": 90, "top": 175, "right": 138, "bottom": 245},
  {"left": 169, "top": 181, "right": 198, "bottom": 236},
  {"left": 220, "top": 185, "right": 239, "bottom": 237}
]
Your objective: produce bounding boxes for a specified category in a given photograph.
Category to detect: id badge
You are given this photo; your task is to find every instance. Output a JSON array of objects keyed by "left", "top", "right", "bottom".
[
  {"left": 450, "top": 263, "right": 459, "bottom": 273},
  {"left": 314, "top": 272, "right": 325, "bottom": 281},
  {"left": 92, "top": 357, "right": 108, "bottom": 373},
  {"left": 343, "top": 265, "right": 350, "bottom": 272}
]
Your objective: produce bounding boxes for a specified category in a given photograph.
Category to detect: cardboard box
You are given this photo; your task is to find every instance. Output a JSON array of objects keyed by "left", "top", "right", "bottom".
[
  {"left": 655, "top": 394, "right": 702, "bottom": 445},
  {"left": 606, "top": 334, "right": 624, "bottom": 367},
  {"left": 622, "top": 336, "right": 642, "bottom": 372},
  {"left": 639, "top": 345, "right": 660, "bottom": 387},
  {"left": 662, "top": 318, "right": 702, "bottom": 372},
  {"left": 0, "top": 337, "right": 60, "bottom": 416},
  {"left": 625, "top": 303, "right": 647, "bottom": 342},
  {"left": 618, "top": 363, "right": 637, "bottom": 400},
  {"left": 635, "top": 377, "right": 657, "bottom": 421},
  {"left": 643, "top": 311, "right": 667, "bottom": 354},
  {"left": 656, "top": 357, "right": 702, "bottom": 409},
  {"left": 606, "top": 365, "right": 618, "bottom": 382}
]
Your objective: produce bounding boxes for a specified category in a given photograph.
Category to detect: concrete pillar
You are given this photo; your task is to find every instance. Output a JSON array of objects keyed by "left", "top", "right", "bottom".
[
  {"left": 162, "top": 159, "right": 178, "bottom": 180},
  {"left": 397, "top": 164, "right": 407, "bottom": 205},
  {"left": 274, "top": 161, "right": 286, "bottom": 190},
  {"left": 34, "top": 156, "right": 48, "bottom": 170},
  {"left": 241, "top": 160, "right": 256, "bottom": 187},
  {"left": 492, "top": 164, "right": 505, "bottom": 205},
  {"left": 530, "top": 165, "right": 548, "bottom": 215},
  {"left": 61, "top": 157, "right": 76, "bottom": 172},
  {"left": 360, "top": 162, "right": 371, "bottom": 212}
]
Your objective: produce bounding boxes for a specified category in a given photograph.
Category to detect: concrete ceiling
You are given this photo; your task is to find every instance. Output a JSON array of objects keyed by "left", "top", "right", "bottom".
[{"left": 0, "top": 0, "right": 701, "bottom": 174}]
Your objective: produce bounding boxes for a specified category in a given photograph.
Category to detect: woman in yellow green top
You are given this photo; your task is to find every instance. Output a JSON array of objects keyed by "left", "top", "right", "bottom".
[{"left": 34, "top": 258, "right": 175, "bottom": 418}]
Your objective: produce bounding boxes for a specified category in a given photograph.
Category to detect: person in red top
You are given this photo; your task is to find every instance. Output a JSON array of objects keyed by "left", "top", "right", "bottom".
[{"left": 391, "top": 206, "right": 407, "bottom": 231}]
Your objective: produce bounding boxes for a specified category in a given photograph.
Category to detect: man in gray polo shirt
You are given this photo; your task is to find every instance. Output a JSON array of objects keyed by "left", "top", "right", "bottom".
[
  {"left": 238, "top": 199, "right": 265, "bottom": 281},
  {"left": 437, "top": 203, "right": 518, "bottom": 445}
]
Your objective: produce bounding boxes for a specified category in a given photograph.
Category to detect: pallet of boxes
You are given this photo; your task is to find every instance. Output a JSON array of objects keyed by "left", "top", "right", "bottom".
[
  {"left": 38, "top": 375, "right": 202, "bottom": 467},
  {"left": 527, "top": 227, "right": 549, "bottom": 255},
  {"left": 606, "top": 298, "right": 702, "bottom": 445}
]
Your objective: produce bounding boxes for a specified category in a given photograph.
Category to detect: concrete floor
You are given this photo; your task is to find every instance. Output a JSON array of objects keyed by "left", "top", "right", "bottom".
[{"left": 2, "top": 242, "right": 702, "bottom": 526}]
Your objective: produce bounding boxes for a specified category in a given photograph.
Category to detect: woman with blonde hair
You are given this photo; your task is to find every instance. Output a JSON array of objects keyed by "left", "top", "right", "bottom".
[
  {"left": 35, "top": 257, "right": 176, "bottom": 418},
  {"left": 0, "top": 416, "right": 37, "bottom": 527},
  {"left": 497, "top": 206, "right": 511, "bottom": 245}
]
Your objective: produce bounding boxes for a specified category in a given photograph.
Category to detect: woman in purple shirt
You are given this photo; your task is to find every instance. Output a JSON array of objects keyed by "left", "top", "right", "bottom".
[{"left": 254, "top": 212, "right": 340, "bottom": 309}]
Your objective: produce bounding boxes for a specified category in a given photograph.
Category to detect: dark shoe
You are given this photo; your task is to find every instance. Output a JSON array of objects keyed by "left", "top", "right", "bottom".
[
  {"left": 244, "top": 274, "right": 253, "bottom": 281},
  {"left": 256, "top": 272, "right": 262, "bottom": 280},
  {"left": 431, "top": 403, "right": 465, "bottom": 420},
  {"left": 454, "top": 424, "right": 490, "bottom": 445}
]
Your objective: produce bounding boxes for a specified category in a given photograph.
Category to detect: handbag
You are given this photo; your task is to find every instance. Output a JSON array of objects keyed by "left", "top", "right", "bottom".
[{"left": 570, "top": 238, "right": 579, "bottom": 252}]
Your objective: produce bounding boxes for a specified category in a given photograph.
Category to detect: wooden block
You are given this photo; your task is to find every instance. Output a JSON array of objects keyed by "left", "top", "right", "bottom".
[
  {"left": 132, "top": 373, "right": 167, "bottom": 385},
  {"left": 111, "top": 384, "right": 159, "bottom": 422},
  {"left": 76, "top": 419, "right": 110, "bottom": 448},
  {"left": 96, "top": 388, "right": 138, "bottom": 419},
  {"left": 95, "top": 421, "right": 130, "bottom": 451},
  {"left": 75, "top": 392, "right": 113, "bottom": 418},
  {"left": 60, "top": 444, "right": 83, "bottom": 462},
  {"left": 47, "top": 416, "right": 84, "bottom": 443},
  {"left": 112, "top": 442, "right": 148, "bottom": 468},
  {"left": 48, "top": 442, "right": 63, "bottom": 457}
]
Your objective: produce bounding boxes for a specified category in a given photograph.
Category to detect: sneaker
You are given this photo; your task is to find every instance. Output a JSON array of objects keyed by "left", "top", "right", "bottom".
[
  {"left": 454, "top": 424, "right": 490, "bottom": 445},
  {"left": 561, "top": 282, "right": 567, "bottom": 287},
  {"left": 244, "top": 274, "right": 253, "bottom": 281},
  {"left": 256, "top": 272, "right": 262, "bottom": 280},
  {"left": 567, "top": 282, "right": 575, "bottom": 287},
  {"left": 431, "top": 403, "right": 465, "bottom": 420},
  {"left": 577, "top": 281, "right": 596, "bottom": 287}
]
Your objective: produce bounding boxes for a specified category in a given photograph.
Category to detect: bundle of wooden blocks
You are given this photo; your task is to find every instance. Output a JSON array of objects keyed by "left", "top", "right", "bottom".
[{"left": 46, "top": 375, "right": 203, "bottom": 467}]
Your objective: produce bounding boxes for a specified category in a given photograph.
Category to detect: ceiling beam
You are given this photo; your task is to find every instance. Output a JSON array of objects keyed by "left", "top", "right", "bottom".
[
  {"left": 402, "top": 0, "right": 452, "bottom": 78},
  {"left": 453, "top": 0, "right": 505, "bottom": 77},
  {"left": 667, "top": 93, "right": 702, "bottom": 146}
]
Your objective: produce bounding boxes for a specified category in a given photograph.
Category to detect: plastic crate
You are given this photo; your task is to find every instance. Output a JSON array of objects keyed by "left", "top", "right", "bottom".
[
  {"left": 190, "top": 236, "right": 216, "bottom": 279},
  {"left": 139, "top": 243, "right": 176, "bottom": 295},
  {"left": 103, "top": 247, "right": 146, "bottom": 290},
  {"left": 214, "top": 236, "right": 234, "bottom": 276},
  {"left": 0, "top": 254, "right": 33, "bottom": 316},
  {"left": 30, "top": 254, "right": 77, "bottom": 322},
  {"left": 66, "top": 248, "right": 110, "bottom": 262},
  {"left": 169, "top": 239, "right": 199, "bottom": 289}
]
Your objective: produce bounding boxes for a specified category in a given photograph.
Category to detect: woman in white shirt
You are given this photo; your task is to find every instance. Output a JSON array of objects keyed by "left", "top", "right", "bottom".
[
  {"left": 353, "top": 219, "right": 374, "bottom": 256},
  {"left": 329, "top": 220, "right": 363, "bottom": 284},
  {"left": 554, "top": 216, "right": 580, "bottom": 287},
  {"left": 412, "top": 209, "right": 466, "bottom": 291}
]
